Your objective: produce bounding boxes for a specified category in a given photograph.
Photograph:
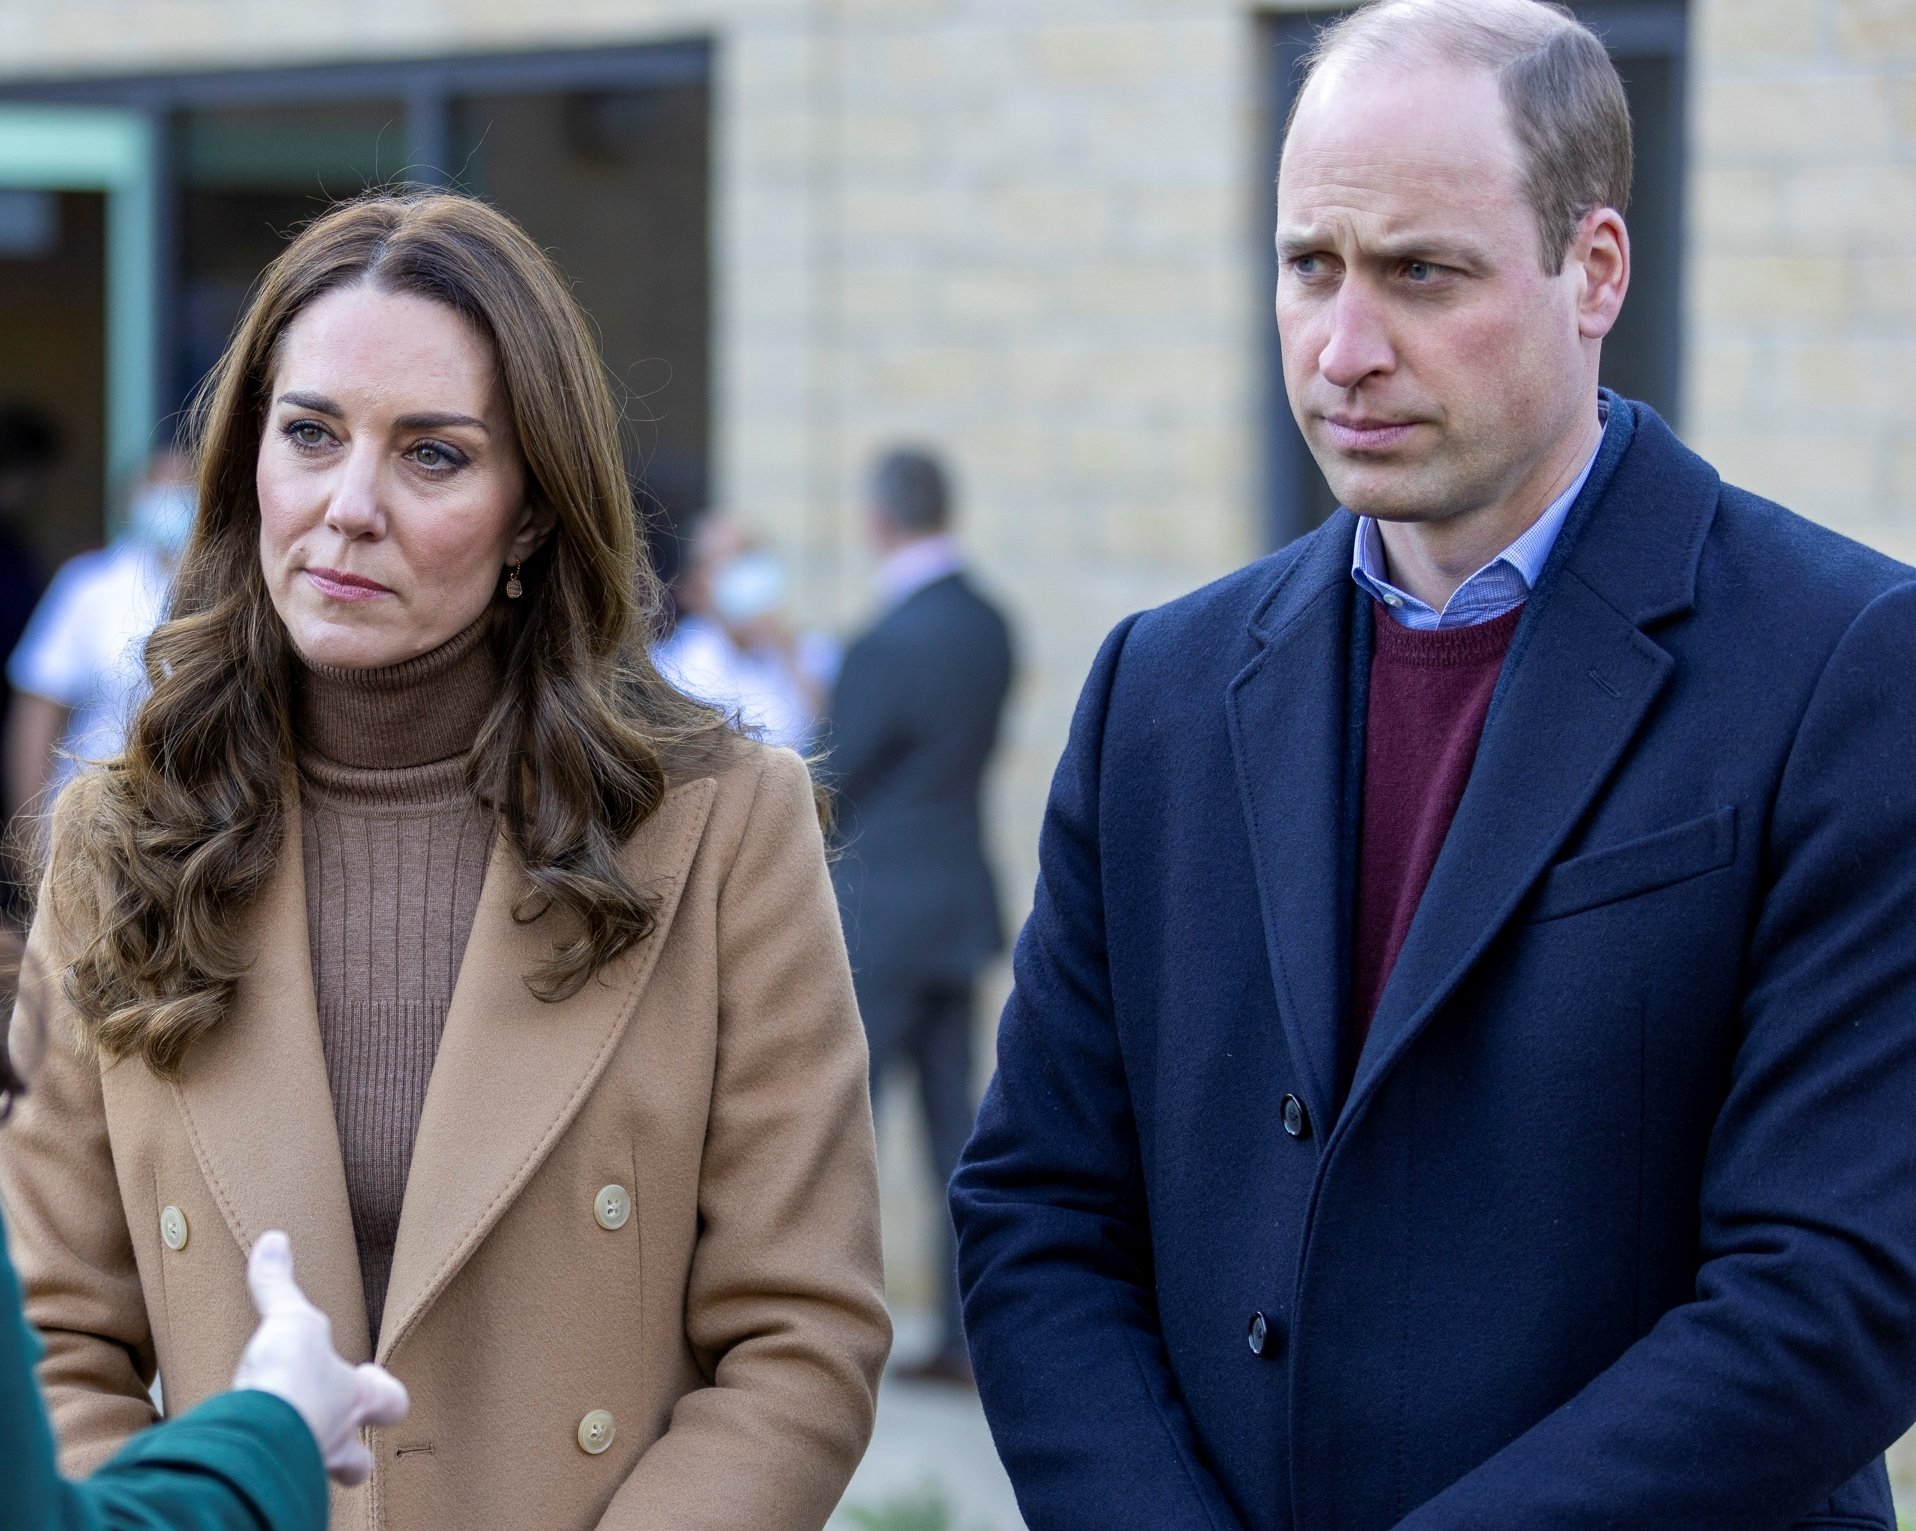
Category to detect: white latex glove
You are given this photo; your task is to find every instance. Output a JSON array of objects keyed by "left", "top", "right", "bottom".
[{"left": 231, "top": 1230, "right": 410, "bottom": 1485}]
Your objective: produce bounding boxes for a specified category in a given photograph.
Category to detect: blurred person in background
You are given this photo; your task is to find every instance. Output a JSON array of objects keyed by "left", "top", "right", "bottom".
[
  {"left": 826, "top": 448, "right": 1013, "bottom": 1387},
  {"left": 3, "top": 959, "right": 409, "bottom": 1529},
  {"left": 652, "top": 512, "right": 835, "bottom": 750},
  {"left": 6, "top": 447, "right": 195, "bottom": 819},
  {"left": 0, "top": 188, "right": 887, "bottom": 1531}
]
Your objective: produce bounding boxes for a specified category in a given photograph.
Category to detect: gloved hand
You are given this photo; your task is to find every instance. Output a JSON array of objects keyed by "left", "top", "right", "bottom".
[{"left": 231, "top": 1230, "right": 410, "bottom": 1484}]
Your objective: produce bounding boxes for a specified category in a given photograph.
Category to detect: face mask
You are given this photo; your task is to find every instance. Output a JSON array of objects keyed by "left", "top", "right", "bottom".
[
  {"left": 711, "top": 551, "right": 787, "bottom": 626},
  {"left": 126, "top": 482, "right": 196, "bottom": 555}
]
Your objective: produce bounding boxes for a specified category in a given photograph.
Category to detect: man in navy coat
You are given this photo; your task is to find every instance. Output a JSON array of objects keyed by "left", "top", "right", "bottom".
[{"left": 950, "top": 2, "right": 1916, "bottom": 1527}]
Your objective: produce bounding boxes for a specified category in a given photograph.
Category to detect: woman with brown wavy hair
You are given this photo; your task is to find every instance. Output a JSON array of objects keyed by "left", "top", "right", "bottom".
[{"left": 0, "top": 187, "right": 888, "bottom": 1531}]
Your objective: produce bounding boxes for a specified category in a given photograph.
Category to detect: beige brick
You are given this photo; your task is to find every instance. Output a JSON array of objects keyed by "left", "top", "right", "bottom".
[
  {"left": 1693, "top": 255, "right": 1850, "bottom": 323},
  {"left": 933, "top": 269, "right": 1050, "bottom": 327},
  {"left": 1684, "top": 343, "right": 1762, "bottom": 423},
  {"left": 1122, "top": 185, "right": 1243, "bottom": 252},
  {"left": 1690, "top": 167, "right": 1785, "bottom": 243},
  {"left": 1029, "top": 23, "right": 1197, "bottom": 88},
  {"left": 837, "top": 111, "right": 929, "bottom": 171},
  {"left": 838, "top": 268, "right": 923, "bottom": 328},
  {"left": 1781, "top": 165, "right": 1916, "bottom": 247},
  {"left": 1887, "top": 434, "right": 1916, "bottom": 502},
  {"left": 1855, "top": 256, "right": 1916, "bottom": 320},
  {"left": 1778, "top": 341, "right": 1916, "bottom": 419},
  {"left": 837, "top": 0, "right": 952, "bottom": 20},
  {"left": 1695, "top": 430, "right": 1878, "bottom": 511},
  {"left": 982, "top": 186, "right": 1114, "bottom": 248},
  {"left": 1832, "top": 0, "right": 1916, "bottom": 56},
  {"left": 1694, "top": 0, "right": 1821, "bottom": 59},
  {"left": 1066, "top": 263, "right": 1231, "bottom": 323},
  {"left": 871, "top": 347, "right": 989, "bottom": 401},
  {"left": 1695, "top": 74, "right": 1897, "bottom": 162},
  {"left": 1897, "top": 75, "right": 1916, "bottom": 138},
  {"left": 839, "top": 186, "right": 953, "bottom": 241}
]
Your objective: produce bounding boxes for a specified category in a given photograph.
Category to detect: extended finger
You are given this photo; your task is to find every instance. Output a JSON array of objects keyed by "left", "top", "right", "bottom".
[
  {"left": 353, "top": 1363, "right": 410, "bottom": 1428},
  {"left": 245, "top": 1231, "right": 307, "bottom": 1320}
]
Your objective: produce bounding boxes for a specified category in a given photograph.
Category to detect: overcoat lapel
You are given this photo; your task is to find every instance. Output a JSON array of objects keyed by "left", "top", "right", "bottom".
[
  {"left": 378, "top": 775, "right": 717, "bottom": 1363},
  {"left": 168, "top": 796, "right": 369, "bottom": 1361},
  {"left": 1343, "top": 579, "right": 1671, "bottom": 1117},
  {"left": 1225, "top": 521, "right": 1363, "bottom": 1128},
  {"left": 1344, "top": 401, "right": 1718, "bottom": 1124}
]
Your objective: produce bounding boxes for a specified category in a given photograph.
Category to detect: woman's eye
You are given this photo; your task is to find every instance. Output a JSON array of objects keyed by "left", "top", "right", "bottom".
[
  {"left": 289, "top": 422, "right": 328, "bottom": 448},
  {"left": 411, "top": 442, "right": 462, "bottom": 471}
]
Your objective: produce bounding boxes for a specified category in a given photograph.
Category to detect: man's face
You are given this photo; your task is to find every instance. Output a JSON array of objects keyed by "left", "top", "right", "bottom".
[{"left": 1276, "top": 59, "right": 1597, "bottom": 528}]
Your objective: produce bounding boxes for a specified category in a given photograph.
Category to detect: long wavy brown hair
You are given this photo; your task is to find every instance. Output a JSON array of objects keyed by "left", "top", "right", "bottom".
[{"left": 52, "top": 187, "right": 739, "bottom": 1076}]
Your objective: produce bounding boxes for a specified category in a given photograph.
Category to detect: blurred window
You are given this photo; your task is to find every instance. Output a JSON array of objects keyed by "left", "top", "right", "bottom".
[{"left": 0, "top": 42, "right": 712, "bottom": 553}]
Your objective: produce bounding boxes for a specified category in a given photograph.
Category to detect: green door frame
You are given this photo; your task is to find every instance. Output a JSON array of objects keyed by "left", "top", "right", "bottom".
[{"left": 0, "top": 105, "right": 158, "bottom": 508}]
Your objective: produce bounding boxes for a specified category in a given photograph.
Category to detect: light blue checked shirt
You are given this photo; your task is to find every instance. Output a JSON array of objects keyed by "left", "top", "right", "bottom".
[{"left": 1351, "top": 406, "right": 1606, "bottom": 630}]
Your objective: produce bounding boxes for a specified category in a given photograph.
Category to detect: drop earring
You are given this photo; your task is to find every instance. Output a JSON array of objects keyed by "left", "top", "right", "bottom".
[{"left": 505, "top": 561, "right": 524, "bottom": 600}]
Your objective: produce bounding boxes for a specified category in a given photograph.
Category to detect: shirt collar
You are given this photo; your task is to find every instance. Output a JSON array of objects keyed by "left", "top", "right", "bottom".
[
  {"left": 1349, "top": 400, "right": 1606, "bottom": 626},
  {"left": 879, "top": 533, "right": 964, "bottom": 607}
]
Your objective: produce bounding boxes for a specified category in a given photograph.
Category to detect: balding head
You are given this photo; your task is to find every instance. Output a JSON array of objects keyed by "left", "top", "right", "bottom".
[{"left": 1288, "top": 0, "right": 1631, "bottom": 273}]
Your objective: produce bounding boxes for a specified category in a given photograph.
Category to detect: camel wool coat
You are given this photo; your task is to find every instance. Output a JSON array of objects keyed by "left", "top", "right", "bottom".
[{"left": 0, "top": 743, "right": 891, "bottom": 1531}]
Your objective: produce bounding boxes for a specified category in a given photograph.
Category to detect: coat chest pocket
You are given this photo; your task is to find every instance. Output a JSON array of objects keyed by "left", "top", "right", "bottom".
[{"left": 1528, "top": 806, "right": 1737, "bottom": 922}]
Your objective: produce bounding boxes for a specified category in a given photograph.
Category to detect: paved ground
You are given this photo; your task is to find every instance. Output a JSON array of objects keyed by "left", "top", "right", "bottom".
[{"left": 831, "top": 1311, "right": 1025, "bottom": 1531}]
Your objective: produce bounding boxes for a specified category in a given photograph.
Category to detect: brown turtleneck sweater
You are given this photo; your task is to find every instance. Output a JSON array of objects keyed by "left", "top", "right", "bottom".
[{"left": 294, "top": 617, "right": 499, "bottom": 1342}]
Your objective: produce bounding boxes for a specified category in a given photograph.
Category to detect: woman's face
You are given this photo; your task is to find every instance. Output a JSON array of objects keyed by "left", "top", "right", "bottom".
[{"left": 257, "top": 282, "right": 550, "bottom": 670}]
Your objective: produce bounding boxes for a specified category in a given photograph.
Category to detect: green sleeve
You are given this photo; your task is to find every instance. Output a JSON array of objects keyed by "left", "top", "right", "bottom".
[{"left": 3, "top": 1208, "right": 328, "bottom": 1531}]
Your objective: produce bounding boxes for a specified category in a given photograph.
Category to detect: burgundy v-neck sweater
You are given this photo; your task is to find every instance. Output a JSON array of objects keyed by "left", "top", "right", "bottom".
[{"left": 1349, "top": 601, "right": 1523, "bottom": 1061}]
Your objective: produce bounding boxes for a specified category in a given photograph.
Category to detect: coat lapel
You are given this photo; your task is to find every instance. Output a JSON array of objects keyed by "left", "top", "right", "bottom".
[
  {"left": 169, "top": 795, "right": 370, "bottom": 1361},
  {"left": 1343, "top": 400, "right": 1719, "bottom": 1124},
  {"left": 1225, "top": 520, "right": 1364, "bottom": 1127},
  {"left": 377, "top": 774, "right": 718, "bottom": 1362}
]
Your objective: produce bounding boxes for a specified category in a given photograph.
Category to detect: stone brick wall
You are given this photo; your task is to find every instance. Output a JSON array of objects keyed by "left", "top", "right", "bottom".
[{"left": 1686, "top": 0, "right": 1916, "bottom": 564}]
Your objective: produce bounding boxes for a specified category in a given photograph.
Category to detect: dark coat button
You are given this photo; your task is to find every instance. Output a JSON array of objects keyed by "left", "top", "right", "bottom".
[
  {"left": 1248, "top": 1311, "right": 1271, "bottom": 1357},
  {"left": 1281, "top": 1094, "right": 1310, "bottom": 1139}
]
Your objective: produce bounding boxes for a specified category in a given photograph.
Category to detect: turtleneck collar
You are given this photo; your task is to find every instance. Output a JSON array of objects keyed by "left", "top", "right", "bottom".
[{"left": 293, "top": 615, "right": 500, "bottom": 774}]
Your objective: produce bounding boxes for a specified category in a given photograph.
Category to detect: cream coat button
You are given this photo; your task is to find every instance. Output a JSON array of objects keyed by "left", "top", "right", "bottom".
[
  {"left": 577, "top": 1409, "right": 615, "bottom": 1455},
  {"left": 593, "top": 1185, "right": 631, "bottom": 1231},
  {"left": 159, "top": 1206, "right": 188, "bottom": 1251}
]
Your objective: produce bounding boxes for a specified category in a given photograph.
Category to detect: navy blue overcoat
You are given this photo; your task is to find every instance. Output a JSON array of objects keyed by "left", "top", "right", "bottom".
[{"left": 952, "top": 398, "right": 1916, "bottom": 1530}]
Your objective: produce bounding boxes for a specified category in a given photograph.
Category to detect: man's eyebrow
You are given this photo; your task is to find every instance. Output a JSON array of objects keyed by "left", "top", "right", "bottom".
[
  {"left": 273, "top": 393, "right": 489, "bottom": 435},
  {"left": 1274, "top": 228, "right": 1492, "bottom": 266},
  {"left": 1367, "top": 232, "right": 1491, "bottom": 266}
]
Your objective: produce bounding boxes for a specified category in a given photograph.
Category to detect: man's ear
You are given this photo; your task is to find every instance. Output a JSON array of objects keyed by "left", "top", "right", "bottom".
[
  {"left": 1572, "top": 206, "right": 1630, "bottom": 342},
  {"left": 507, "top": 499, "right": 558, "bottom": 563}
]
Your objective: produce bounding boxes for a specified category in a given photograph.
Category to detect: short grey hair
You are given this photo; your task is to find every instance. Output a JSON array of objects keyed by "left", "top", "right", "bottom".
[
  {"left": 870, "top": 448, "right": 951, "bottom": 536},
  {"left": 1289, "top": 0, "right": 1632, "bottom": 273}
]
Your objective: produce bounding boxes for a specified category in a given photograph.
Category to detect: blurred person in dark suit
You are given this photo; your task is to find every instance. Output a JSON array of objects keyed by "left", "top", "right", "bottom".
[{"left": 827, "top": 448, "right": 1013, "bottom": 1386}]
